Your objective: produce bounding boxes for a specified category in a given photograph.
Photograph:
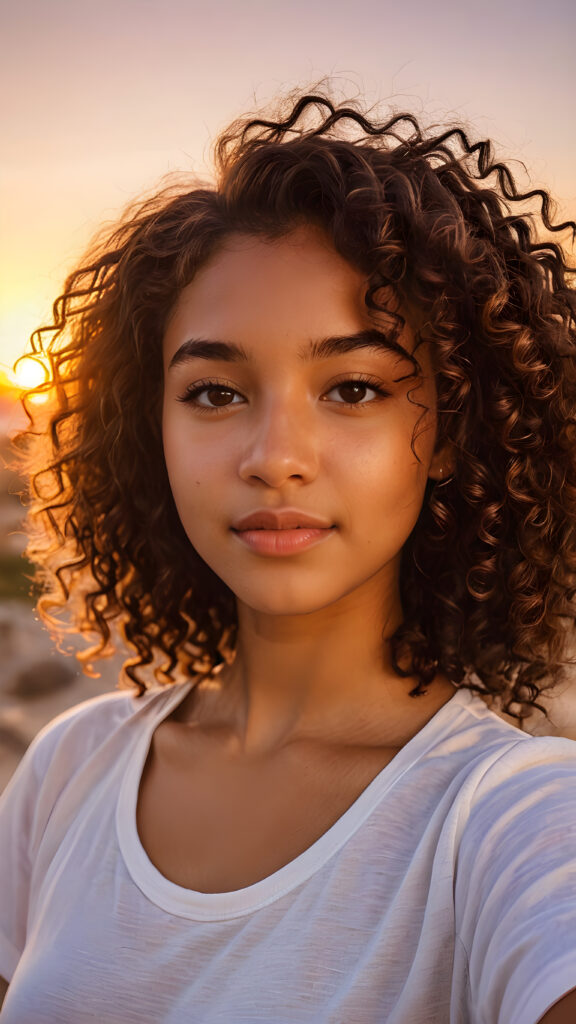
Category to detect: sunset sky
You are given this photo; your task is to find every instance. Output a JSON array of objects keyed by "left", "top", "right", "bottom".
[{"left": 1, "top": 0, "right": 575, "bottom": 382}]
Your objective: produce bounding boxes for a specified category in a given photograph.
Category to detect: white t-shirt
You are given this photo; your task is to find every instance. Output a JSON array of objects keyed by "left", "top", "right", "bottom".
[{"left": 1, "top": 680, "right": 575, "bottom": 1023}]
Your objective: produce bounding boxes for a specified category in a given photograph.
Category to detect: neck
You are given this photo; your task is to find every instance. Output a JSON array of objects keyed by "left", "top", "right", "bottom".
[{"left": 190, "top": 572, "right": 454, "bottom": 755}]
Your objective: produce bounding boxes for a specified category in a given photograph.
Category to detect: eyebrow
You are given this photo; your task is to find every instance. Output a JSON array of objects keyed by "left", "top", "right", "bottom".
[{"left": 168, "top": 328, "right": 409, "bottom": 370}]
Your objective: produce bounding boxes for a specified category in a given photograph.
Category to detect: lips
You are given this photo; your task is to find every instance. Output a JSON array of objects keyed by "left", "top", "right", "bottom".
[{"left": 231, "top": 508, "right": 334, "bottom": 531}]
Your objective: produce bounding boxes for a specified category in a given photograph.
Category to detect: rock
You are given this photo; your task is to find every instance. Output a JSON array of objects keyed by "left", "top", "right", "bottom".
[{"left": 7, "top": 659, "right": 78, "bottom": 699}]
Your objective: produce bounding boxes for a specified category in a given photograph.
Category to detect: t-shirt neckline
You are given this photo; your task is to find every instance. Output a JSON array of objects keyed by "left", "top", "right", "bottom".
[{"left": 116, "top": 681, "right": 478, "bottom": 921}]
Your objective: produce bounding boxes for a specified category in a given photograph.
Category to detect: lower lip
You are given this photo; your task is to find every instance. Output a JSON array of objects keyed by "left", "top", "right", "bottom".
[{"left": 232, "top": 527, "right": 336, "bottom": 556}]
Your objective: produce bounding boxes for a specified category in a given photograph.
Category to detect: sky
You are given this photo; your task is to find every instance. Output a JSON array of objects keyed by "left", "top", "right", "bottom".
[{"left": 1, "top": 0, "right": 575, "bottom": 378}]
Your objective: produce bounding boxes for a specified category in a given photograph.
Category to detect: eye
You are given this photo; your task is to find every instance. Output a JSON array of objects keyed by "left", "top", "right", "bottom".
[
  {"left": 176, "top": 379, "right": 243, "bottom": 412},
  {"left": 324, "top": 376, "right": 392, "bottom": 406}
]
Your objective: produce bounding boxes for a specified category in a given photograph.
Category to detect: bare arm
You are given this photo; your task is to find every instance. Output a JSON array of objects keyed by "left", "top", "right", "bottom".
[{"left": 537, "top": 988, "right": 576, "bottom": 1023}]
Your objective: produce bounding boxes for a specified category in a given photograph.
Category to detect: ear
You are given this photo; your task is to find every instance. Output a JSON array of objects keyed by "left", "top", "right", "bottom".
[{"left": 428, "top": 443, "right": 455, "bottom": 482}]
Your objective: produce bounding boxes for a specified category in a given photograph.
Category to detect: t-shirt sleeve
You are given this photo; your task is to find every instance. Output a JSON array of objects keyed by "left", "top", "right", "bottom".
[
  {"left": 0, "top": 692, "right": 135, "bottom": 983},
  {"left": 455, "top": 736, "right": 576, "bottom": 1024},
  {"left": 0, "top": 721, "right": 62, "bottom": 981}
]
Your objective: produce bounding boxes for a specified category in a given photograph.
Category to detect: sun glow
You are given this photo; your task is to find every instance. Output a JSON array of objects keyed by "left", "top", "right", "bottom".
[{"left": 10, "top": 356, "right": 52, "bottom": 403}]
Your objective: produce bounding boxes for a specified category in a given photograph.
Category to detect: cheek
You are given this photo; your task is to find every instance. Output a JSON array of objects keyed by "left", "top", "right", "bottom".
[
  {"left": 341, "top": 415, "right": 433, "bottom": 534},
  {"left": 349, "top": 410, "right": 432, "bottom": 486},
  {"left": 162, "top": 414, "right": 211, "bottom": 506},
  {"left": 356, "top": 449, "right": 427, "bottom": 513}
]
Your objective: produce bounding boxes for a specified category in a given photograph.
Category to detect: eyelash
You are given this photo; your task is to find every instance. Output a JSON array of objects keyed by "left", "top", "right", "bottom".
[{"left": 176, "top": 375, "right": 392, "bottom": 413}]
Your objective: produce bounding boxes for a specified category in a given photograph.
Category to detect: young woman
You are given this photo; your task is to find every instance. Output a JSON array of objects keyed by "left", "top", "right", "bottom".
[{"left": 1, "top": 86, "right": 575, "bottom": 1022}]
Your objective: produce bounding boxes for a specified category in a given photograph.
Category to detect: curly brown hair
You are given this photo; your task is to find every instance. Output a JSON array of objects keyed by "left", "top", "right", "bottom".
[{"left": 12, "top": 86, "right": 576, "bottom": 723}]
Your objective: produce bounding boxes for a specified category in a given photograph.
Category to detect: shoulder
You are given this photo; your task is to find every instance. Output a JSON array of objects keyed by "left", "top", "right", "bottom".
[
  {"left": 3, "top": 683, "right": 190, "bottom": 804},
  {"left": 24, "top": 687, "right": 155, "bottom": 766},
  {"left": 469, "top": 731, "right": 576, "bottom": 849},
  {"left": 455, "top": 726, "right": 576, "bottom": 881},
  {"left": 444, "top": 687, "right": 576, "bottom": 782},
  {"left": 0, "top": 683, "right": 193, "bottom": 862},
  {"left": 471, "top": 728, "right": 576, "bottom": 798},
  {"left": 425, "top": 689, "right": 576, "bottom": 841}
]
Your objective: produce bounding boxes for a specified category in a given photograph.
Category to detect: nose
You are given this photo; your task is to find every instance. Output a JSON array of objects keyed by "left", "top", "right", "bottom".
[{"left": 237, "top": 396, "right": 320, "bottom": 488}]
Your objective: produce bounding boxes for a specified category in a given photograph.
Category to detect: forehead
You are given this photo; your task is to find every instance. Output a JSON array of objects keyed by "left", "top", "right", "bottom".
[
  {"left": 201, "top": 224, "right": 364, "bottom": 284},
  {"left": 166, "top": 228, "right": 367, "bottom": 335},
  {"left": 162, "top": 225, "right": 427, "bottom": 371}
]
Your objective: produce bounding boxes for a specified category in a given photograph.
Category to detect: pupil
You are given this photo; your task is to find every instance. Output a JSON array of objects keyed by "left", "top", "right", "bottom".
[
  {"left": 341, "top": 382, "right": 364, "bottom": 402},
  {"left": 210, "top": 388, "right": 233, "bottom": 406}
]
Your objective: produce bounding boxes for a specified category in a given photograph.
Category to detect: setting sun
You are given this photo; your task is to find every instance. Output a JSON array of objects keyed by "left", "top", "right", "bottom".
[
  {"left": 11, "top": 356, "right": 49, "bottom": 389},
  {"left": 9, "top": 356, "right": 52, "bottom": 403}
]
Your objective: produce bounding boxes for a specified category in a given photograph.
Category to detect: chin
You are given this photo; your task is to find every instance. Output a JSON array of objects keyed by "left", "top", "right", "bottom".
[
  {"left": 231, "top": 584, "right": 345, "bottom": 618},
  {"left": 238, "top": 597, "right": 329, "bottom": 617}
]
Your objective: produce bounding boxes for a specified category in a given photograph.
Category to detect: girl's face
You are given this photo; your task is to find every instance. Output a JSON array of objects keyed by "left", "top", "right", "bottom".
[{"left": 162, "top": 225, "right": 442, "bottom": 619}]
